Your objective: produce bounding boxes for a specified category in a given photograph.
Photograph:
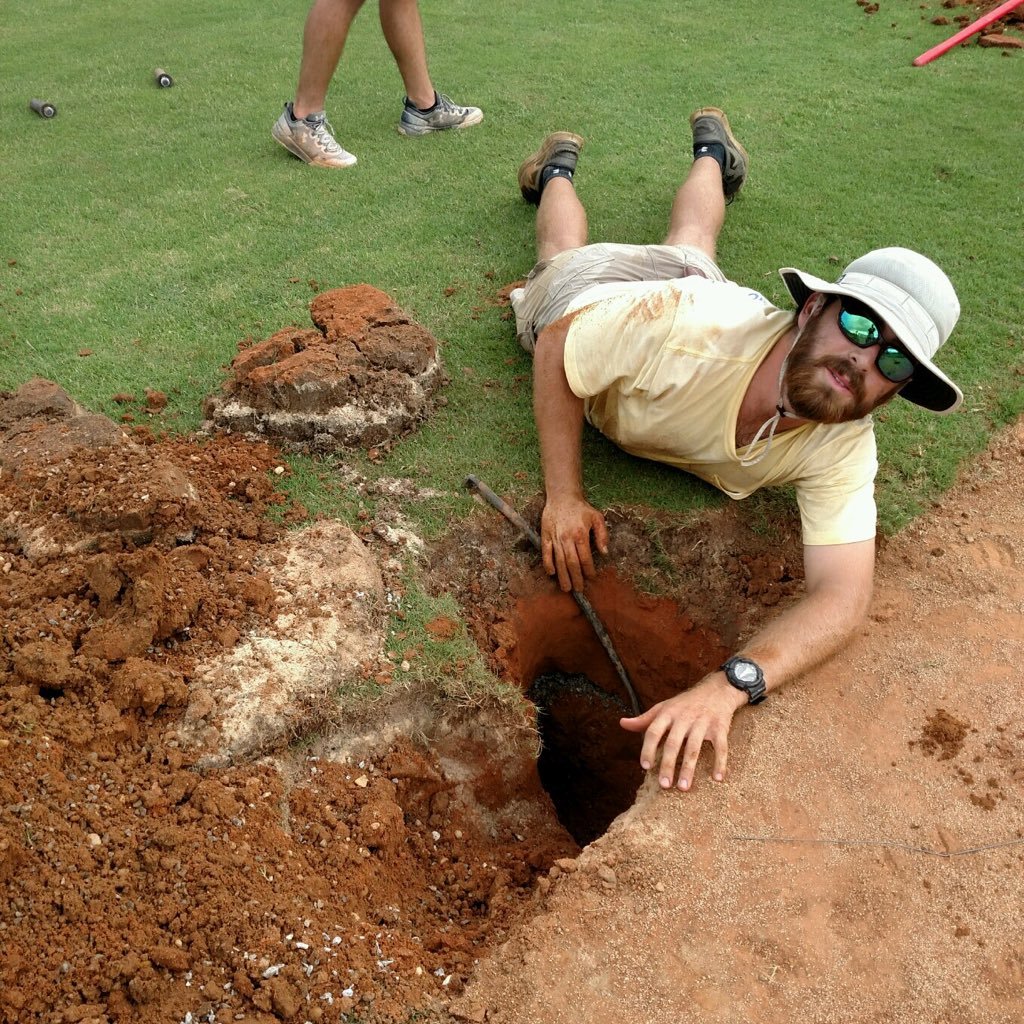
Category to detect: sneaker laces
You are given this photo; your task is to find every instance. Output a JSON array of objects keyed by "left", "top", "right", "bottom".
[
  {"left": 305, "top": 112, "right": 345, "bottom": 155},
  {"left": 432, "top": 92, "right": 464, "bottom": 115}
]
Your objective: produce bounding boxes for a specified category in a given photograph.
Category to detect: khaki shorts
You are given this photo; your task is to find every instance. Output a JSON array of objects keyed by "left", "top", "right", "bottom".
[{"left": 511, "top": 241, "right": 726, "bottom": 353}]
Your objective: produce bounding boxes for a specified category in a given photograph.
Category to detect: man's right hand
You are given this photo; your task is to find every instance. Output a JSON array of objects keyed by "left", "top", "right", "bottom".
[{"left": 540, "top": 495, "right": 609, "bottom": 592}]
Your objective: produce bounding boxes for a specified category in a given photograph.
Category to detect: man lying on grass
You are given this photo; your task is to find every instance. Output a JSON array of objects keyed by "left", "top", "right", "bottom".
[{"left": 510, "top": 108, "right": 962, "bottom": 792}]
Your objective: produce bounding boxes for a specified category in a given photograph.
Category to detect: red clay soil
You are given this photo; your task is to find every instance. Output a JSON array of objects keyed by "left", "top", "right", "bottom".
[
  {"left": 202, "top": 285, "right": 445, "bottom": 451},
  {"left": 4, "top": 368, "right": 1024, "bottom": 1024},
  {"left": 0, "top": 380, "right": 574, "bottom": 1024}
]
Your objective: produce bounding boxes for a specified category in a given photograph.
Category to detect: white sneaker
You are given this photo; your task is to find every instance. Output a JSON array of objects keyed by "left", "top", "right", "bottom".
[
  {"left": 397, "top": 92, "right": 483, "bottom": 137},
  {"left": 271, "top": 103, "right": 357, "bottom": 168}
]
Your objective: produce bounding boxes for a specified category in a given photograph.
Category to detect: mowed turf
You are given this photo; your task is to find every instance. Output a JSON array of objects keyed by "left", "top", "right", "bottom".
[{"left": 1, "top": 0, "right": 1022, "bottom": 537}]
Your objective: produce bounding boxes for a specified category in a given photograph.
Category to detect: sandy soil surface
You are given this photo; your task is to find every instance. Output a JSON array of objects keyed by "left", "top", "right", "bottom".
[{"left": 454, "top": 416, "right": 1024, "bottom": 1024}]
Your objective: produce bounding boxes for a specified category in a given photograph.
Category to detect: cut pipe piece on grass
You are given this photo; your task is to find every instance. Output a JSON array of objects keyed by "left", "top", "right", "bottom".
[
  {"left": 29, "top": 98, "right": 56, "bottom": 118},
  {"left": 464, "top": 474, "right": 641, "bottom": 716}
]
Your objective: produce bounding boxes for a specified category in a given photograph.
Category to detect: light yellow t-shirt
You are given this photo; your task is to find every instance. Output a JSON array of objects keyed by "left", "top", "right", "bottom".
[{"left": 562, "top": 276, "right": 878, "bottom": 546}]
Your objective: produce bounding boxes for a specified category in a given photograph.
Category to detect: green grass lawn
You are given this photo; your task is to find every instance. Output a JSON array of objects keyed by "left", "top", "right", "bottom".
[{"left": 2, "top": 0, "right": 1022, "bottom": 538}]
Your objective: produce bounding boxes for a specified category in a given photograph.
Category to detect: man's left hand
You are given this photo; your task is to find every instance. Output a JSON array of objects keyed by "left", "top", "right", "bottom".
[{"left": 619, "top": 675, "right": 747, "bottom": 791}]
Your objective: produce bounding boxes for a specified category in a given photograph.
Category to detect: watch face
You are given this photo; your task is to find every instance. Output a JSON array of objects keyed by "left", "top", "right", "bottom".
[{"left": 733, "top": 660, "right": 759, "bottom": 683}]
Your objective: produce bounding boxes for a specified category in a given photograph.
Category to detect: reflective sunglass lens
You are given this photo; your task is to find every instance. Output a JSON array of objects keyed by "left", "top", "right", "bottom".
[
  {"left": 837, "top": 305, "right": 914, "bottom": 383},
  {"left": 877, "top": 347, "right": 914, "bottom": 383},
  {"left": 838, "top": 309, "right": 879, "bottom": 346}
]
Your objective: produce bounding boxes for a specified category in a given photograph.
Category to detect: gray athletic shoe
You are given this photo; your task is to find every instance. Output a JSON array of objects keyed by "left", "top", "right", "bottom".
[
  {"left": 689, "top": 107, "right": 748, "bottom": 200},
  {"left": 272, "top": 103, "right": 357, "bottom": 168},
  {"left": 397, "top": 92, "right": 483, "bottom": 137},
  {"left": 517, "top": 132, "right": 584, "bottom": 205}
]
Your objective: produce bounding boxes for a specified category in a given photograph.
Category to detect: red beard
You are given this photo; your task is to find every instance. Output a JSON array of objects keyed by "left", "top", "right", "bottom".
[{"left": 783, "top": 315, "right": 873, "bottom": 424}]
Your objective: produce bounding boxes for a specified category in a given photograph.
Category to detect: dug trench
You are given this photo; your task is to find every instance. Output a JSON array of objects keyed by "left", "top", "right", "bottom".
[
  {"left": 473, "top": 570, "right": 734, "bottom": 847},
  {"left": 0, "top": 380, "right": 807, "bottom": 1024},
  {"left": 423, "top": 494, "right": 807, "bottom": 846}
]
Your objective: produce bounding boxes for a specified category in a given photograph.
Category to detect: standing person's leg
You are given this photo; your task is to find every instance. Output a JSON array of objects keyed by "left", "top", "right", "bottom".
[
  {"left": 378, "top": 0, "right": 433, "bottom": 109},
  {"left": 389, "top": 0, "right": 483, "bottom": 137},
  {"left": 294, "top": 0, "right": 367, "bottom": 116},
  {"left": 663, "top": 108, "right": 748, "bottom": 262},
  {"left": 272, "top": 0, "right": 366, "bottom": 167}
]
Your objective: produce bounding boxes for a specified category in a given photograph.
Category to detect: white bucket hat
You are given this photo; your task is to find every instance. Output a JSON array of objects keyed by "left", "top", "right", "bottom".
[{"left": 779, "top": 247, "right": 962, "bottom": 413}]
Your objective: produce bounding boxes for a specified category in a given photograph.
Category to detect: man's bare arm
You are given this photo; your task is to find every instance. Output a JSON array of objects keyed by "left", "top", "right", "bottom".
[
  {"left": 621, "top": 539, "right": 876, "bottom": 789},
  {"left": 740, "top": 538, "right": 875, "bottom": 693},
  {"left": 533, "top": 313, "right": 609, "bottom": 591}
]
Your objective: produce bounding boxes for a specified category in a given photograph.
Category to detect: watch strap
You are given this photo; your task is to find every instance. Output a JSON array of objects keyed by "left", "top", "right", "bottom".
[{"left": 720, "top": 656, "right": 767, "bottom": 705}]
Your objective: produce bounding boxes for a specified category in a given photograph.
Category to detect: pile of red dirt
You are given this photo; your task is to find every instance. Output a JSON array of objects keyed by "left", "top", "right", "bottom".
[{"left": 0, "top": 379, "right": 575, "bottom": 1024}]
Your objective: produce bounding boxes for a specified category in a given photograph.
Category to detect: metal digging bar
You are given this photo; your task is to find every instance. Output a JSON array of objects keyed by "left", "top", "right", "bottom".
[{"left": 464, "top": 475, "right": 642, "bottom": 716}]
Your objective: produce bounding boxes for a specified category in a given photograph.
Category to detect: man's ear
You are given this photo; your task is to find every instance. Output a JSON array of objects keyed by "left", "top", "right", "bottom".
[{"left": 797, "top": 291, "right": 828, "bottom": 326}]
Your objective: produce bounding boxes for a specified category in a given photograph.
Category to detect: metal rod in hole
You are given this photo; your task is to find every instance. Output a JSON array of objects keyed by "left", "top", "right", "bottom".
[
  {"left": 464, "top": 474, "right": 641, "bottom": 716},
  {"left": 29, "top": 98, "right": 57, "bottom": 119}
]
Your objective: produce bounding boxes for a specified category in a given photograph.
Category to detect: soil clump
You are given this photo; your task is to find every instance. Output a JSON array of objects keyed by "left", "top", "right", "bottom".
[{"left": 203, "top": 285, "right": 446, "bottom": 452}]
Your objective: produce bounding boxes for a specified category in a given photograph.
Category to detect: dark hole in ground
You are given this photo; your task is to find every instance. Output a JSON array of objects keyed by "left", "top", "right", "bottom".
[
  {"left": 506, "top": 572, "right": 731, "bottom": 845},
  {"left": 529, "top": 671, "right": 641, "bottom": 846}
]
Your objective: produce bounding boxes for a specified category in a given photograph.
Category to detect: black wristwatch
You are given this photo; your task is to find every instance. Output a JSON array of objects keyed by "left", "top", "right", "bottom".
[{"left": 720, "top": 656, "right": 767, "bottom": 705}]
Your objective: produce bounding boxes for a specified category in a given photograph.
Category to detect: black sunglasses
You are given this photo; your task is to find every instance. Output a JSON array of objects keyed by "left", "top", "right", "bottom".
[{"left": 836, "top": 299, "right": 915, "bottom": 384}]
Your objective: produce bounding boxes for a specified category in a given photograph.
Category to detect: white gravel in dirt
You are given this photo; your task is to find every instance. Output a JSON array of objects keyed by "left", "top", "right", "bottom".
[{"left": 183, "top": 520, "right": 385, "bottom": 758}]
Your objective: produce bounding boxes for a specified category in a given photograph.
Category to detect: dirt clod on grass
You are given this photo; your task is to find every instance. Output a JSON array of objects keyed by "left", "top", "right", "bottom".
[{"left": 202, "top": 284, "right": 446, "bottom": 452}]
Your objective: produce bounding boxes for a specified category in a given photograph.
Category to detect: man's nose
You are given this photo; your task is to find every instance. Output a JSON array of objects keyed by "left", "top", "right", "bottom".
[{"left": 848, "top": 344, "right": 875, "bottom": 368}]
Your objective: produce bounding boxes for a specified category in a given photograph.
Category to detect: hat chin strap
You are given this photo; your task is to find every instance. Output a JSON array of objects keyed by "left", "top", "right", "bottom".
[{"left": 739, "top": 337, "right": 797, "bottom": 468}]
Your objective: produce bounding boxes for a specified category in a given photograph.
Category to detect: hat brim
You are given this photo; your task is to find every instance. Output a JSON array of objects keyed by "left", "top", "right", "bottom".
[{"left": 779, "top": 267, "right": 963, "bottom": 414}]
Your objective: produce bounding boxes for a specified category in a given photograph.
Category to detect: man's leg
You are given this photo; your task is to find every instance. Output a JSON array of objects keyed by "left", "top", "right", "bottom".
[
  {"left": 378, "top": 0, "right": 433, "bottom": 109},
  {"left": 510, "top": 133, "right": 587, "bottom": 352},
  {"left": 663, "top": 158, "right": 726, "bottom": 259},
  {"left": 663, "top": 108, "right": 748, "bottom": 262},
  {"left": 294, "top": 0, "right": 367, "bottom": 117},
  {"left": 387, "top": 0, "right": 483, "bottom": 136},
  {"left": 536, "top": 180, "right": 588, "bottom": 263},
  {"left": 271, "top": 0, "right": 365, "bottom": 167},
  {"left": 517, "top": 133, "right": 587, "bottom": 261}
]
